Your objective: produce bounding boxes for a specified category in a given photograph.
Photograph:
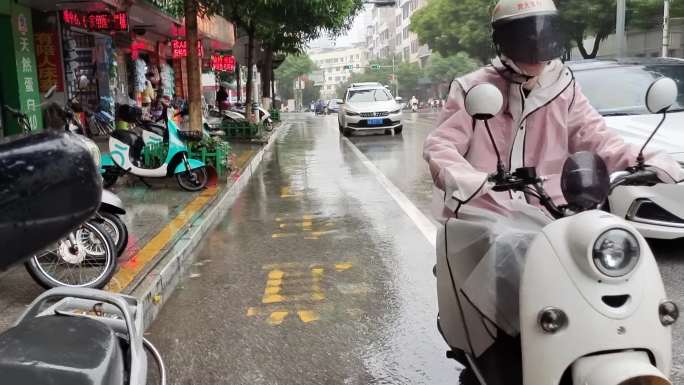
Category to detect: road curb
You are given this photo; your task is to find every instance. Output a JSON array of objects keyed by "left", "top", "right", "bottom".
[{"left": 131, "top": 123, "right": 289, "bottom": 329}]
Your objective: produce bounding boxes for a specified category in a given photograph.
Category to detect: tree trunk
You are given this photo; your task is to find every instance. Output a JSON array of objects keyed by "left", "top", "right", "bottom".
[
  {"left": 245, "top": 27, "right": 255, "bottom": 117},
  {"left": 261, "top": 45, "right": 273, "bottom": 99},
  {"left": 576, "top": 30, "right": 608, "bottom": 59},
  {"left": 271, "top": 67, "right": 275, "bottom": 103},
  {"left": 184, "top": 0, "right": 202, "bottom": 132},
  {"left": 236, "top": 62, "right": 241, "bottom": 101}
]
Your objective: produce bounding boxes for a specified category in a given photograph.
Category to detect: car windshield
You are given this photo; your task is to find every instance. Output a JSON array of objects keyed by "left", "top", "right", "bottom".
[
  {"left": 574, "top": 64, "right": 684, "bottom": 115},
  {"left": 347, "top": 88, "right": 392, "bottom": 103}
]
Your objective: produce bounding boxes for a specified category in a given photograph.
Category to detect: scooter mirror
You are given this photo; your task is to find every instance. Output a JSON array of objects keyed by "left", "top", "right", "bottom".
[
  {"left": 464, "top": 83, "right": 503, "bottom": 120},
  {"left": 645, "top": 77, "right": 677, "bottom": 114},
  {"left": 0, "top": 132, "right": 102, "bottom": 270},
  {"left": 560, "top": 151, "right": 610, "bottom": 210},
  {"left": 44, "top": 85, "right": 57, "bottom": 100}
]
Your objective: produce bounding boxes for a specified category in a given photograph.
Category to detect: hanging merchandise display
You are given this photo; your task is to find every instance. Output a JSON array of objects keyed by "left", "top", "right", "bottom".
[
  {"left": 133, "top": 58, "right": 147, "bottom": 94},
  {"left": 160, "top": 61, "right": 175, "bottom": 98},
  {"left": 62, "top": 28, "right": 99, "bottom": 108}
]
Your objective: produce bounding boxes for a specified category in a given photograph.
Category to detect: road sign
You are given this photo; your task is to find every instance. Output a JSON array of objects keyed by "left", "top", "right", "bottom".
[
  {"left": 370, "top": 64, "right": 380, "bottom": 70},
  {"left": 343, "top": 65, "right": 353, "bottom": 70}
]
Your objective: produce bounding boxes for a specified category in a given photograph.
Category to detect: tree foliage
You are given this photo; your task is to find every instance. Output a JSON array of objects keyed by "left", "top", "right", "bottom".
[
  {"left": 274, "top": 54, "right": 317, "bottom": 100},
  {"left": 334, "top": 58, "right": 427, "bottom": 98},
  {"left": 425, "top": 52, "right": 480, "bottom": 85},
  {"left": 411, "top": 0, "right": 683, "bottom": 61}
]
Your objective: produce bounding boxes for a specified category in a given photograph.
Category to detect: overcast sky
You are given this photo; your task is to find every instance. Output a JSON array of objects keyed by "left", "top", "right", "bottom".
[{"left": 308, "top": 7, "right": 371, "bottom": 49}]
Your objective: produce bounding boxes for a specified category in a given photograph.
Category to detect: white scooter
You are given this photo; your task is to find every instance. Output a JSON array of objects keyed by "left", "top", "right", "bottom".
[
  {"left": 607, "top": 99, "right": 684, "bottom": 240},
  {"left": 436, "top": 80, "right": 679, "bottom": 385}
]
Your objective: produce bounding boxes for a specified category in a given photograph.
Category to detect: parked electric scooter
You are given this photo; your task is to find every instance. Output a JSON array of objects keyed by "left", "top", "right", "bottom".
[
  {"left": 437, "top": 82, "right": 678, "bottom": 385},
  {"left": 0, "top": 134, "right": 165, "bottom": 385},
  {"left": 606, "top": 82, "right": 684, "bottom": 240},
  {"left": 3, "top": 94, "right": 124, "bottom": 287},
  {"left": 101, "top": 102, "right": 209, "bottom": 191}
]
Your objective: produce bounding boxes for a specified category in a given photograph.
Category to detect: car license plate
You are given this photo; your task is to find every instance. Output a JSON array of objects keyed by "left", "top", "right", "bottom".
[{"left": 367, "top": 118, "right": 383, "bottom": 125}]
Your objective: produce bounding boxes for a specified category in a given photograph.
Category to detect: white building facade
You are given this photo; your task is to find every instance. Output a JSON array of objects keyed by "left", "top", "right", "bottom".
[
  {"left": 366, "top": 0, "right": 431, "bottom": 66},
  {"left": 309, "top": 43, "right": 369, "bottom": 99}
]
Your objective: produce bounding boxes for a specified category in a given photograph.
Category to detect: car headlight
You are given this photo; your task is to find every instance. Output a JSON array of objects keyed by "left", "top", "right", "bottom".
[
  {"left": 390, "top": 109, "right": 401, "bottom": 114},
  {"left": 345, "top": 109, "right": 359, "bottom": 116},
  {"left": 592, "top": 229, "right": 640, "bottom": 277}
]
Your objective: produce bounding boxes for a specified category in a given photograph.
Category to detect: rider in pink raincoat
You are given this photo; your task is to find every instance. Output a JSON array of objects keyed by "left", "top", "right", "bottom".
[{"left": 423, "top": 0, "right": 682, "bottom": 383}]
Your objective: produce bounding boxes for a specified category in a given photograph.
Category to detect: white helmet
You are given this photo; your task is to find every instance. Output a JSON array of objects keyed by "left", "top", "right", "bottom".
[{"left": 491, "top": 0, "right": 564, "bottom": 63}]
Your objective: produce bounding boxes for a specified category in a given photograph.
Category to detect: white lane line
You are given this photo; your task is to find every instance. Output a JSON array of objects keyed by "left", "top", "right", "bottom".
[{"left": 342, "top": 137, "right": 437, "bottom": 248}]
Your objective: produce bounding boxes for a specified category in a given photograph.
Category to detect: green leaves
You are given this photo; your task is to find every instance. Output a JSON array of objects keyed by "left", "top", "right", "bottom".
[
  {"left": 424, "top": 52, "right": 479, "bottom": 85},
  {"left": 274, "top": 54, "right": 316, "bottom": 100}
]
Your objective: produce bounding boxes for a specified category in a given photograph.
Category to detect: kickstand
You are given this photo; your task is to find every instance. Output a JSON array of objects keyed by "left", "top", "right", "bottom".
[{"left": 137, "top": 176, "right": 152, "bottom": 188}]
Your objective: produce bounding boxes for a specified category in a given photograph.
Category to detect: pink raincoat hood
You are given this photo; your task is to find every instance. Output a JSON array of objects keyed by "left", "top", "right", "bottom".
[{"left": 424, "top": 59, "right": 682, "bottom": 220}]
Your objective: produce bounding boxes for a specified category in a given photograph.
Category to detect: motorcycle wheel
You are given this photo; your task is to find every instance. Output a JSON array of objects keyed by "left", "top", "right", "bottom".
[
  {"left": 176, "top": 166, "right": 208, "bottom": 191},
  {"left": 98, "top": 211, "right": 128, "bottom": 257},
  {"left": 25, "top": 221, "right": 117, "bottom": 289}
]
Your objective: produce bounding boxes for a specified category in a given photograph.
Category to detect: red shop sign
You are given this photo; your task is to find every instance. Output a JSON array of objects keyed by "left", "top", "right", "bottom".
[
  {"left": 171, "top": 39, "right": 204, "bottom": 59},
  {"left": 61, "top": 10, "right": 128, "bottom": 32},
  {"left": 34, "top": 31, "right": 64, "bottom": 92},
  {"left": 211, "top": 55, "right": 235, "bottom": 72}
]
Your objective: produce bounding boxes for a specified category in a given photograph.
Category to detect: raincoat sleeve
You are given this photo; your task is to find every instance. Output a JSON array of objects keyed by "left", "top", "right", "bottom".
[
  {"left": 567, "top": 83, "right": 683, "bottom": 181},
  {"left": 424, "top": 80, "right": 492, "bottom": 212}
]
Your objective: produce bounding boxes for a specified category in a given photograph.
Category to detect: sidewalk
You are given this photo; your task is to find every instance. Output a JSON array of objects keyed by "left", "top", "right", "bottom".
[{"left": 0, "top": 128, "right": 283, "bottom": 331}]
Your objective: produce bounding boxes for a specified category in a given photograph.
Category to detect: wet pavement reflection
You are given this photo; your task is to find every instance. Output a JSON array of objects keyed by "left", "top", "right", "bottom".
[{"left": 148, "top": 112, "right": 460, "bottom": 384}]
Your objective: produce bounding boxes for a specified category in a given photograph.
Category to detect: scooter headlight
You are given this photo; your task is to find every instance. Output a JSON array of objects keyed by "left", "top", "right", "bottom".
[{"left": 592, "top": 229, "right": 640, "bottom": 278}]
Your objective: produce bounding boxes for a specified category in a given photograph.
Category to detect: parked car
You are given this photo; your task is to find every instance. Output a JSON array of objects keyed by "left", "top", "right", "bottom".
[
  {"left": 569, "top": 57, "right": 684, "bottom": 166},
  {"left": 338, "top": 84, "right": 403, "bottom": 137},
  {"left": 325, "top": 99, "right": 343, "bottom": 115}
]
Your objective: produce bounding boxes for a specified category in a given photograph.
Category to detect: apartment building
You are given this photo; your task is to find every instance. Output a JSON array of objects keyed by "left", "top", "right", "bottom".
[
  {"left": 309, "top": 43, "right": 369, "bottom": 99},
  {"left": 366, "top": 0, "right": 431, "bottom": 66}
]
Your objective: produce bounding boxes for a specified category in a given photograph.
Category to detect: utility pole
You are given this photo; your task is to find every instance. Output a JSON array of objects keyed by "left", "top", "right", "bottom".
[
  {"left": 663, "top": 0, "right": 671, "bottom": 57},
  {"left": 184, "top": 0, "right": 202, "bottom": 131},
  {"left": 616, "top": 0, "right": 627, "bottom": 57},
  {"left": 392, "top": 54, "right": 398, "bottom": 97}
]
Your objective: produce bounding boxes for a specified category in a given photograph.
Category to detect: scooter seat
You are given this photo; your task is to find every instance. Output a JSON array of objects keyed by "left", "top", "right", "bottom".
[
  {"left": 0, "top": 315, "right": 125, "bottom": 385},
  {"left": 140, "top": 120, "right": 166, "bottom": 137}
]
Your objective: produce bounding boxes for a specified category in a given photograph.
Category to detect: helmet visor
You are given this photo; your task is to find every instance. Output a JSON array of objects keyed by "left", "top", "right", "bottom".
[{"left": 493, "top": 14, "right": 564, "bottom": 64}]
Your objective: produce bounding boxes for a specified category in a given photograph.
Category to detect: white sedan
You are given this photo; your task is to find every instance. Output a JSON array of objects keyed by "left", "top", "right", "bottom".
[
  {"left": 338, "top": 85, "right": 403, "bottom": 137},
  {"left": 571, "top": 58, "right": 684, "bottom": 165}
]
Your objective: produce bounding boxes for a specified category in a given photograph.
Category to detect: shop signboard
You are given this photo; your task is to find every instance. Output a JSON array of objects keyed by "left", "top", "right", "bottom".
[
  {"left": 211, "top": 55, "right": 235, "bottom": 72},
  {"left": 11, "top": 4, "right": 42, "bottom": 132},
  {"left": 61, "top": 9, "right": 129, "bottom": 32},
  {"left": 171, "top": 39, "right": 204, "bottom": 59},
  {"left": 34, "top": 30, "right": 64, "bottom": 93}
]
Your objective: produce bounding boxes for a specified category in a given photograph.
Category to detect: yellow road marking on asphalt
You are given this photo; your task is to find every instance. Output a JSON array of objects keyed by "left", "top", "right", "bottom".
[
  {"left": 279, "top": 223, "right": 287, "bottom": 228},
  {"left": 271, "top": 233, "right": 296, "bottom": 238},
  {"left": 264, "top": 286, "right": 281, "bottom": 295},
  {"left": 262, "top": 294, "right": 286, "bottom": 304},
  {"left": 311, "top": 268, "right": 324, "bottom": 277},
  {"left": 105, "top": 187, "right": 218, "bottom": 293},
  {"left": 297, "top": 310, "right": 319, "bottom": 323},
  {"left": 246, "top": 307, "right": 258, "bottom": 316},
  {"left": 268, "top": 270, "right": 284, "bottom": 279},
  {"left": 267, "top": 311, "right": 288, "bottom": 325},
  {"left": 267, "top": 279, "right": 282, "bottom": 286},
  {"left": 335, "top": 263, "right": 353, "bottom": 271},
  {"left": 280, "top": 186, "right": 302, "bottom": 198}
]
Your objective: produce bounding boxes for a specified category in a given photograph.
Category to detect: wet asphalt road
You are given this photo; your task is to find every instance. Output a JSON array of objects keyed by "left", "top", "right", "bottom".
[
  {"left": 149, "top": 112, "right": 684, "bottom": 383},
  {"left": 148, "top": 112, "right": 459, "bottom": 384}
]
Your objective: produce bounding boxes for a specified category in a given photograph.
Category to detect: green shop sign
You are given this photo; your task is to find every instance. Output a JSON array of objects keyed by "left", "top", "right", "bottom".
[{"left": 11, "top": 4, "right": 43, "bottom": 132}]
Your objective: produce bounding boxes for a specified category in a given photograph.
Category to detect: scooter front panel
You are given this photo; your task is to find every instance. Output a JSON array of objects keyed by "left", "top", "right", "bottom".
[{"left": 520, "top": 214, "right": 671, "bottom": 385}]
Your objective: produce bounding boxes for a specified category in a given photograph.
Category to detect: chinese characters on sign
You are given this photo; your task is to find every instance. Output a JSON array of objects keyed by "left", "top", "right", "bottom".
[
  {"left": 34, "top": 32, "right": 64, "bottom": 93},
  {"left": 61, "top": 10, "right": 129, "bottom": 32},
  {"left": 516, "top": 1, "right": 543, "bottom": 10},
  {"left": 171, "top": 39, "right": 204, "bottom": 59},
  {"left": 11, "top": 5, "right": 43, "bottom": 134},
  {"left": 211, "top": 55, "right": 236, "bottom": 72}
]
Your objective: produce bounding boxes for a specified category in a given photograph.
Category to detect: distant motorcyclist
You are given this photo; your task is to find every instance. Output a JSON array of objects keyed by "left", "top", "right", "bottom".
[
  {"left": 423, "top": 0, "right": 682, "bottom": 383},
  {"left": 410, "top": 95, "right": 419, "bottom": 112}
]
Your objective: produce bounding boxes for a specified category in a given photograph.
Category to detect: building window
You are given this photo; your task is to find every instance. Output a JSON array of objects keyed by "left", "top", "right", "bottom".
[
  {"left": 404, "top": 47, "right": 410, "bottom": 62},
  {"left": 335, "top": 76, "right": 340, "bottom": 81},
  {"left": 411, "top": 39, "right": 418, "bottom": 53},
  {"left": 402, "top": 3, "right": 410, "bottom": 19},
  {"left": 396, "top": 34, "right": 402, "bottom": 45},
  {"left": 328, "top": 76, "right": 333, "bottom": 81},
  {"left": 410, "top": 0, "right": 418, "bottom": 11},
  {"left": 356, "top": 54, "right": 360, "bottom": 59},
  {"left": 403, "top": 26, "right": 409, "bottom": 39},
  {"left": 396, "top": 14, "right": 402, "bottom": 27}
]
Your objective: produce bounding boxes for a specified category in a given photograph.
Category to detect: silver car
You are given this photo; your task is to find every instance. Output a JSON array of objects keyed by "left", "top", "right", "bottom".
[{"left": 338, "top": 85, "right": 403, "bottom": 137}]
